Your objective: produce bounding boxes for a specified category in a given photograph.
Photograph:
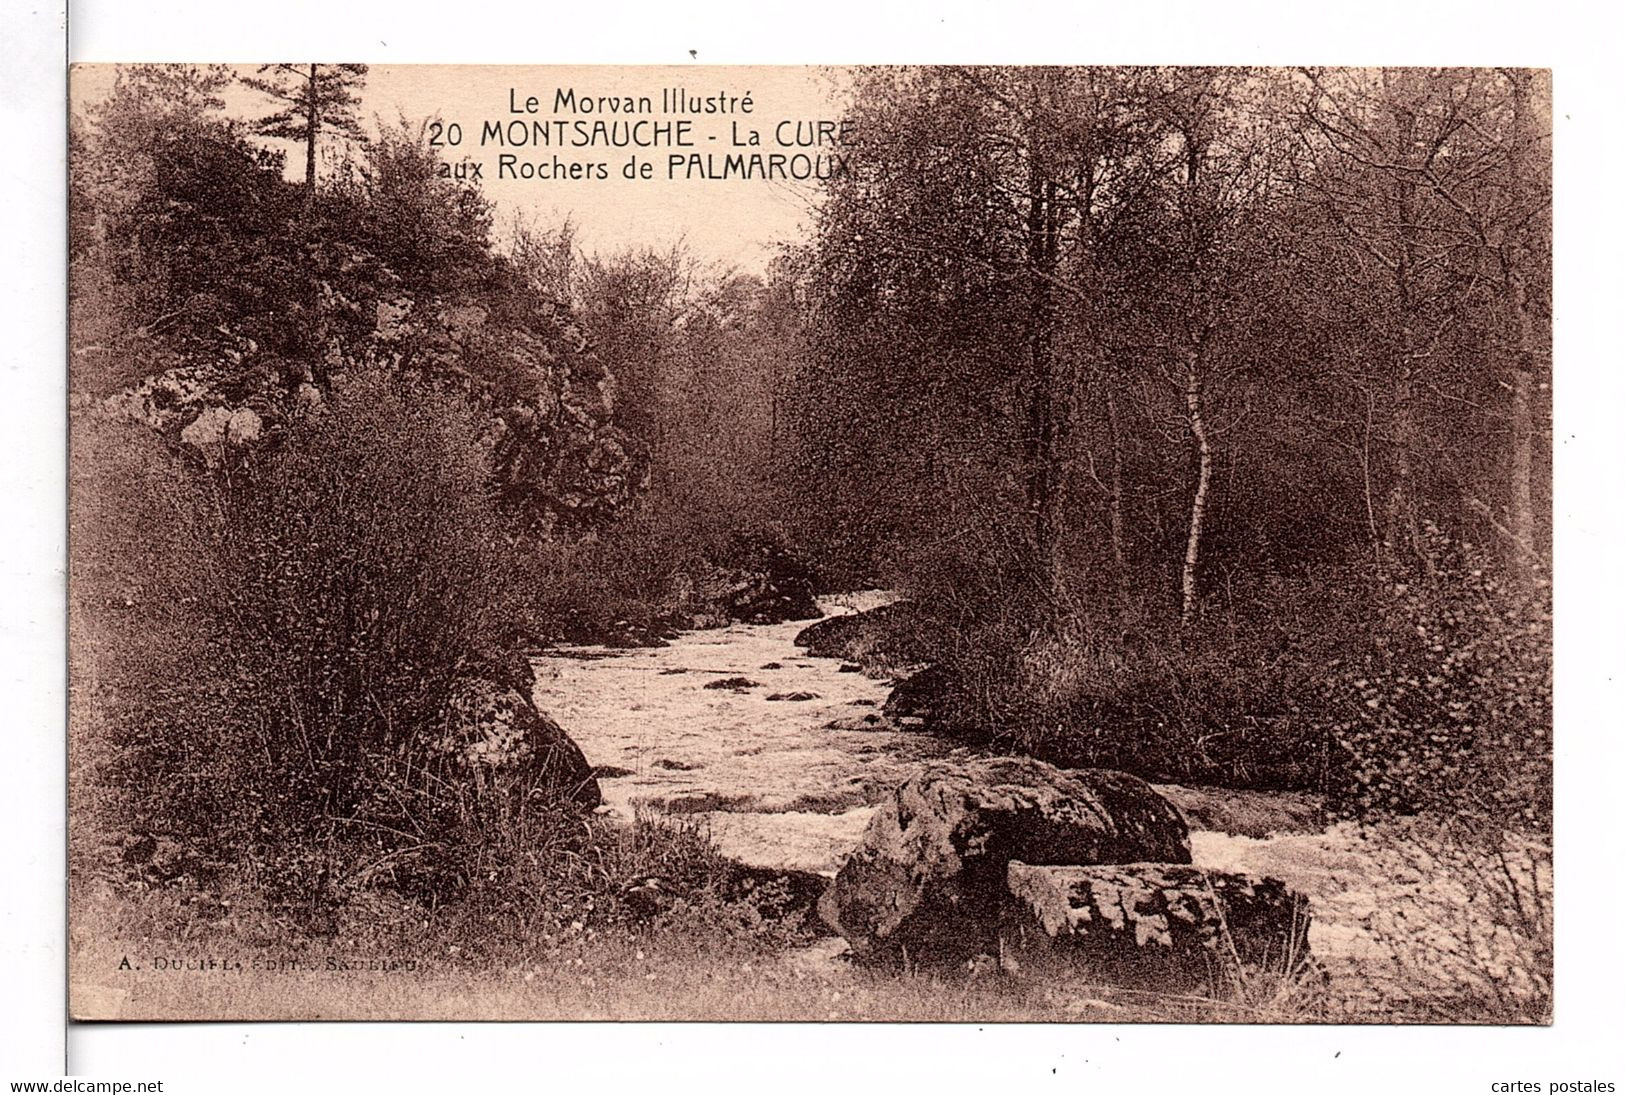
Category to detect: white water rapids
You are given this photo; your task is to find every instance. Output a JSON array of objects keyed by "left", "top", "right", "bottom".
[
  {"left": 535, "top": 592, "right": 958, "bottom": 874},
  {"left": 532, "top": 593, "right": 1548, "bottom": 1015}
]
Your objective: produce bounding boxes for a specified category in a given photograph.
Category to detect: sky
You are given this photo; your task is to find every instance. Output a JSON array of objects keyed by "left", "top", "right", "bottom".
[{"left": 71, "top": 63, "right": 854, "bottom": 272}]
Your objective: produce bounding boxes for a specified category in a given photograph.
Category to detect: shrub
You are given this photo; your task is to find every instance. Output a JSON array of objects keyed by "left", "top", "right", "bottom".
[
  {"left": 511, "top": 485, "right": 820, "bottom": 643},
  {"left": 1323, "top": 526, "right": 1551, "bottom": 827},
  {"left": 421, "top": 808, "right": 819, "bottom": 963},
  {"left": 157, "top": 369, "right": 515, "bottom": 899},
  {"left": 69, "top": 412, "right": 228, "bottom": 852},
  {"left": 509, "top": 514, "right": 707, "bottom": 646},
  {"left": 1347, "top": 819, "right": 1552, "bottom": 1022},
  {"left": 910, "top": 552, "right": 1360, "bottom": 790}
]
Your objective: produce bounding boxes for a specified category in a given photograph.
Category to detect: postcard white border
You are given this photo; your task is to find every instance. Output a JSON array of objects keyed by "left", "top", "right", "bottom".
[{"left": 3, "top": 0, "right": 1618, "bottom": 1090}]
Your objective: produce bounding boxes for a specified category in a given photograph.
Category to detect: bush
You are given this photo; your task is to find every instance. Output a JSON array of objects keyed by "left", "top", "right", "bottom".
[
  {"left": 509, "top": 510, "right": 713, "bottom": 646},
  {"left": 416, "top": 808, "right": 820, "bottom": 964},
  {"left": 909, "top": 549, "right": 1359, "bottom": 789},
  {"left": 69, "top": 412, "right": 228, "bottom": 848},
  {"left": 1323, "top": 526, "right": 1551, "bottom": 827},
  {"left": 1347, "top": 819, "right": 1552, "bottom": 1022},
  {"left": 511, "top": 485, "right": 821, "bottom": 644},
  {"left": 108, "top": 368, "right": 520, "bottom": 901}
]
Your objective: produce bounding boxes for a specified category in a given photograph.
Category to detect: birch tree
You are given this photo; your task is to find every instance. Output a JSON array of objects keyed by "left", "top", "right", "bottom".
[{"left": 1151, "top": 69, "right": 1286, "bottom": 628}]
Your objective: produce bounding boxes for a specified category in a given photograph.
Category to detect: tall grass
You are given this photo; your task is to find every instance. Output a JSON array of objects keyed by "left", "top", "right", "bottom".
[{"left": 896, "top": 536, "right": 1357, "bottom": 790}]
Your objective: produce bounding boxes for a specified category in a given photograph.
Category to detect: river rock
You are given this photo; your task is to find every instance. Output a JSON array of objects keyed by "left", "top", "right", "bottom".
[
  {"left": 1002, "top": 862, "right": 1312, "bottom": 992},
  {"left": 882, "top": 665, "right": 955, "bottom": 730},
  {"left": 793, "top": 612, "right": 866, "bottom": 658},
  {"left": 820, "top": 757, "right": 1190, "bottom": 963},
  {"left": 824, "top": 713, "right": 892, "bottom": 732},
  {"left": 437, "top": 670, "right": 600, "bottom": 810},
  {"left": 704, "top": 676, "right": 759, "bottom": 692},
  {"left": 794, "top": 599, "right": 924, "bottom": 661}
]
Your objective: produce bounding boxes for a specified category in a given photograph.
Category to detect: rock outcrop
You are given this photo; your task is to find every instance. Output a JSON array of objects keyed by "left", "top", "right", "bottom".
[
  {"left": 97, "top": 351, "right": 288, "bottom": 466},
  {"left": 92, "top": 289, "right": 646, "bottom": 537},
  {"left": 436, "top": 659, "right": 600, "bottom": 811},
  {"left": 677, "top": 532, "right": 823, "bottom": 626},
  {"left": 820, "top": 757, "right": 1190, "bottom": 963},
  {"left": 1002, "top": 862, "right": 1313, "bottom": 991}
]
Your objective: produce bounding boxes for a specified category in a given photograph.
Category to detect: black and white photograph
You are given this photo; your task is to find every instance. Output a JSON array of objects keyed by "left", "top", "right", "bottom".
[
  {"left": 7, "top": 0, "right": 1625, "bottom": 1087},
  {"left": 63, "top": 61, "right": 1557, "bottom": 1025}
]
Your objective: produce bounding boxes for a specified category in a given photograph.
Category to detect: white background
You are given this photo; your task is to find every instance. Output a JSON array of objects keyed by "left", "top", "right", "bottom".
[{"left": 4, "top": 1, "right": 1622, "bottom": 1091}]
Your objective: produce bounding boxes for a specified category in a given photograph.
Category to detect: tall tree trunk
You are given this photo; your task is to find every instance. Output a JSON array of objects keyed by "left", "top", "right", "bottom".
[
  {"left": 1507, "top": 290, "right": 1537, "bottom": 573},
  {"left": 1106, "top": 387, "right": 1129, "bottom": 611},
  {"left": 1382, "top": 79, "right": 1422, "bottom": 568},
  {"left": 1176, "top": 120, "right": 1212, "bottom": 630},
  {"left": 1503, "top": 69, "right": 1540, "bottom": 582},
  {"left": 768, "top": 392, "right": 778, "bottom": 466},
  {"left": 1024, "top": 157, "right": 1060, "bottom": 595},
  {"left": 304, "top": 64, "right": 319, "bottom": 199},
  {"left": 1180, "top": 353, "right": 1212, "bottom": 629},
  {"left": 1385, "top": 336, "right": 1417, "bottom": 561}
]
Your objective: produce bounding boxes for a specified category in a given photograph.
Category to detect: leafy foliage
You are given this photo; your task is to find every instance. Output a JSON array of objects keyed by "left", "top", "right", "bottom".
[
  {"left": 913, "top": 562, "right": 1358, "bottom": 790},
  {"left": 79, "top": 372, "right": 514, "bottom": 904},
  {"left": 1324, "top": 526, "right": 1552, "bottom": 825}
]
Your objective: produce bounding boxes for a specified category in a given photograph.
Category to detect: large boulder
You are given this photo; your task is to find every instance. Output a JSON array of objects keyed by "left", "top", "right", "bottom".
[
  {"left": 794, "top": 600, "right": 926, "bottom": 662},
  {"left": 436, "top": 664, "right": 600, "bottom": 810},
  {"left": 820, "top": 758, "right": 1189, "bottom": 963},
  {"left": 1002, "top": 862, "right": 1313, "bottom": 993}
]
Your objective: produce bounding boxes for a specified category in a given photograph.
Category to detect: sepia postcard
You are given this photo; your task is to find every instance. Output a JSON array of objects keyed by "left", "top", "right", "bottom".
[{"left": 66, "top": 62, "right": 1553, "bottom": 1025}]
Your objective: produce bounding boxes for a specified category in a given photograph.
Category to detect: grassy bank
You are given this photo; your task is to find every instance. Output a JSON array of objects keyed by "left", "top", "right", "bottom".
[{"left": 70, "top": 859, "right": 1329, "bottom": 1024}]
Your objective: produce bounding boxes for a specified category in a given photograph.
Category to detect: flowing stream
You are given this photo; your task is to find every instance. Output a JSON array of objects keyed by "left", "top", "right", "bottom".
[
  {"left": 535, "top": 592, "right": 959, "bottom": 874},
  {"left": 533, "top": 594, "right": 1546, "bottom": 1015}
]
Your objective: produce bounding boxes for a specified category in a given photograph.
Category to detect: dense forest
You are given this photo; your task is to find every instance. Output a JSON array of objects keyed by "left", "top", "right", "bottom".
[
  {"left": 67, "top": 64, "right": 1551, "bottom": 1022},
  {"left": 784, "top": 67, "right": 1550, "bottom": 813}
]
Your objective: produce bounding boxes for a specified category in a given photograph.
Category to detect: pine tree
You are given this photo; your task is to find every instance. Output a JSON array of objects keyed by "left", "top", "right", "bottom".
[{"left": 240, "top": 63, "right": 369, "bottom": 196}]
